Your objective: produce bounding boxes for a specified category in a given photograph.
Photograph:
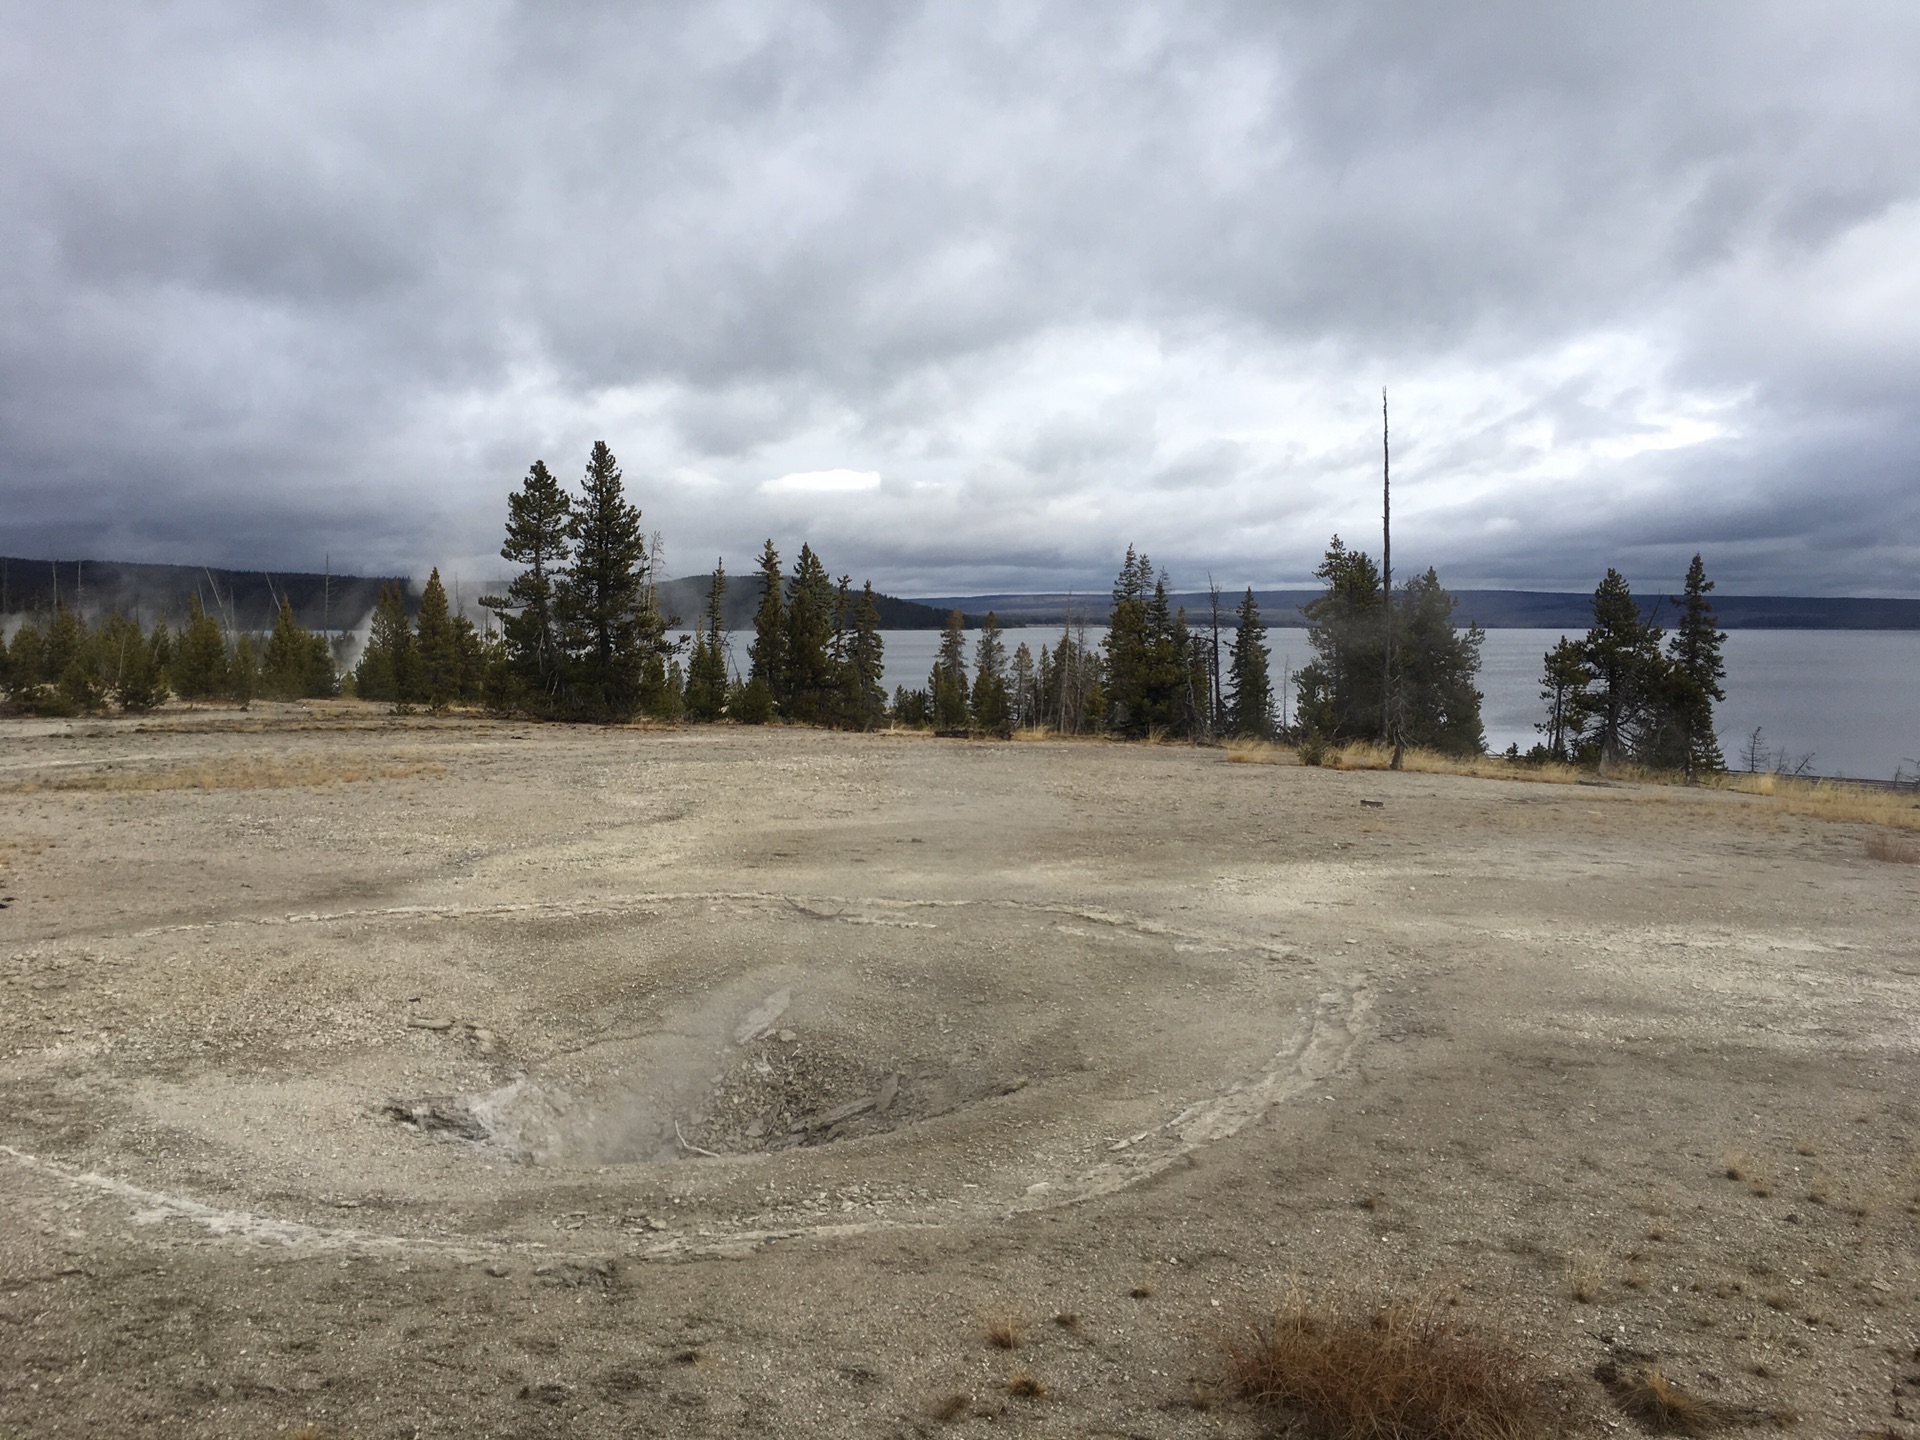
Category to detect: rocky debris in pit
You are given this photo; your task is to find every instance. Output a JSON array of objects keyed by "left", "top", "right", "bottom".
[
  {"left": 380, "top": 1097, "right": 488, "bottom": 1141},
  {"left": 677, "top": 1031, "right": 1038, "bottom": 1156}
]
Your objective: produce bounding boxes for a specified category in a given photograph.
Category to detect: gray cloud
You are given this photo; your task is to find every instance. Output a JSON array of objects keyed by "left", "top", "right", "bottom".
[{"left": 2, "top": 1, "right": 1917, "bottom": 599}]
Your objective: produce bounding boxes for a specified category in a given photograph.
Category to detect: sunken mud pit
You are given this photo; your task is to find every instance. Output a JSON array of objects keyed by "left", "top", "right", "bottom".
[{"left": 2, "top": 710, "right": 1916, "bottom": 1438}]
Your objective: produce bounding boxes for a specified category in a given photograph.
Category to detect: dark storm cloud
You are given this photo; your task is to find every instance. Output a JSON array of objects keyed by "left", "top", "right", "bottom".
[{"left": 2, "top": 1, "right": 1916, "bottom": 598}]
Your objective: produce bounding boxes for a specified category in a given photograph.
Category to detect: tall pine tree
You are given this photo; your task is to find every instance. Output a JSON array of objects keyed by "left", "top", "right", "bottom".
[
  {"left": 556, "top": 441, "right": 654, "bottom": 719},
  {"left": 930, "top": 610, "right": 970, "bottom": 731},
  {"left": 970, "top": 612, "right": 1011, "bottom": 735},
  {"left": 483, "top": 460, "right": 573, "bottom": 707},
  {"left": 783, "top": 544, "right": 836, "bottom": 724},
  {"left": 1227, "top": 588, "right": 1272, "bottom": 738},
  {"left": 1392, "top": 569, "right": 1484, "bottom": 756},
  {"left": 742, "top": 540, "right": 786, "bottom": 722},
  {"left": 414, "top": 569, "right": 458, "bottom": 710},
  {"left": 1665, "top": 553, "right": 1727, "bottom": 780},
  {"left": 1580, "top": 568, "right": 1662, "bottom": 771}
]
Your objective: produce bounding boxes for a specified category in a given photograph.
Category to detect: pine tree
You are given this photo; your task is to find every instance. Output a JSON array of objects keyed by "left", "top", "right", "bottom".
[
  {"left": 1295, "top": 536, "right": 1385, "bottom": 743},
  {"left": 1227, "top": 587, "right": 1272, "bottom": 738},
  {"left": 841, "top": 581, "right": 888, "bottom": 731},
  {"left": 483, "top": 459, "right": 573, "bottom": 708},
  {"left": 557, "top": 441, "right": 655, "bottom": 719},
  {"left": 1008, "top": 643, "right": 1038, "bottom": 729},
  {"left": 1665, "top": 553, "right": 1727, "bottom": 779},
  {"left": 174, "top": 594, "right": 228, "bottom": 700},
  {"left": 451, "top": 614, "right": 485, "bottom": 702},
  {"left": 355, "top": 580, "right": 416, "bottom": 706},
  {"left": 263, "top": 597, "right": 316, "bottom": 700},
  {"left": 414, "top": 569, "right": 458, "bottom": 710},
  {"left": 745, "top": 540, "right": 786, "bottom": 719},
  {"left": 228, "top": 632, "right": 259, "bottom": 706},
  {"left": 970, "top": 612, "right": 1011, "bottom": 735},
  {"left": 782, "top": 544, "right": 836, "bottom": 724},
  {"left": 1536, "top": 637, "right": 1588, "bottom": 761},
  {"left": 99, "top": 614, "right": 166, "bottom": 712},
  {"left": 1103, "top": 547, "right": 1153, "bottom": 734},
  {"left": 1581, "top": 568, "right": 1662, "bottom": 770},
  {"left": 1392, "top": 569, "right": 1485, "bottom": 756},
  {"left": 685, "top": 562, "right": 731, "bottom": 721},
  {"left": 930, "top": 610, "right": 970, "bottom": 731}
]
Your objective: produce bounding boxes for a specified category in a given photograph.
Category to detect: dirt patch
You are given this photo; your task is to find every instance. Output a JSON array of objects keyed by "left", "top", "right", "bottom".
[{"left": 1, "top": 708, "right": 1916, "bottom": 1437}]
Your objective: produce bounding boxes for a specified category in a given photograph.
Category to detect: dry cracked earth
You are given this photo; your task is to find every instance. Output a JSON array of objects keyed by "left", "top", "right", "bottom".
[{"left": 1, "top": 706, "right": 1917, "bottom": 1438}]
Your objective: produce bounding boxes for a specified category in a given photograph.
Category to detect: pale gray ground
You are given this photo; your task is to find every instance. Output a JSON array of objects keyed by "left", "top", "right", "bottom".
[{"left": 1, "top": 708, "right": 1916, "bottom": 1438}]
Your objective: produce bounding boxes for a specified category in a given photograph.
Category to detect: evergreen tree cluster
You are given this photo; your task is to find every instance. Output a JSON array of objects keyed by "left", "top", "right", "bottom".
[
  {"left": 353, "top": 570, "right": 491, "bottom": 711},
  {"left": 1292, "top": 536, "right": 1486, "bottom": 756},
  {"left": 736, "top": 540, "right": 888, "bottom": 730},
  {"left": 1532, "top": 554, "right": 1727, "bottom": 776},
  {"left": 0, "top": 589, "right": 340, "bottom": 717}
]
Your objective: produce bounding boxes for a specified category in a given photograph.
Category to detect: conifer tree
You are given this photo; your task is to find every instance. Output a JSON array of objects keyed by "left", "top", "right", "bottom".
[
  {"left": 1392, "top": 569, "right": 1485, "bottom": 756},
  {"left": 100, "top": 613, "right": 166, "bottom": 712},
  {"left": 263, "top": 596, "right": 333, "bottom": 700},
  {"left": 414, "top": 569, "right": 458, "bottom": 710},
  {"left": 1665, "top": 553, "right": 1727, "bottom": 779},
  {"left": 1103, "top": 547, "right": 1153, "bottom": 734},
  {"left": 1536, "top": 637, "right": 1587, "bottom": 761},
  {"left": 744, "top": 540, "right": 786, "bottom": 720},
  {"left": 0, "top": 623, "right": 15, "bottom": 697},
  {"left": 1008, "top": 643, "right": 1038, "bottom": 729},
  {"left": 1227, "top": 588, "right": 1273, "bottom": 738},
  {"left": 1295, "top": 536, "right": 1385, "bottom": 743},
  {"left": 451, "top": 613, "right": 485, "bottom": 702},
  {"left": 484, "top": 459, "right": 573, "bottom": 706},
  {"left": 782, "top": 544, "right": 835, "bottom": 724},
  {"left": 148, "top": 617, "right": 174, "bottom": 693},
  {"left": 355, "top": 580, "right": 416, "bottom": 705},
  {"left": 930, "top": 610, "right": 970, "bottom": 731},
  {"left": 841, "top": 581, "right": 888, "bottom": 730},
  {"left": 685, "top": 562, "right": 731, "bottom": 721},
  {"left": 5, "top": 620, "right": 45, "bottom": 696},
  {"left": 1580, "top": 568, "right": 1662, "bottom": 770},
  {"left": 174, "top": 593, "right": 228, "bottom": 700},
  {"left": 556, "top": 441, "right": 655, "bottom": 718},
  {"left": 970, "top": 612, "right": 1011, "bottom": 735},
  {"left": 228, "top": 632, "right": 259, "bottom": 706}
]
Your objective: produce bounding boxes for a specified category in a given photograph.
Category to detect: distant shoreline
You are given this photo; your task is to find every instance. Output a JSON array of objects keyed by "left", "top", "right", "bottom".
[{"left": 906, "top": 589, "right": 1920, "bottom": 631}]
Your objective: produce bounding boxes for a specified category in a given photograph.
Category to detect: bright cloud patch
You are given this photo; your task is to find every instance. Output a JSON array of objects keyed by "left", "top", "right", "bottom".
[{"left": 760, "top": 469, "right": 883, "bottom": 495}]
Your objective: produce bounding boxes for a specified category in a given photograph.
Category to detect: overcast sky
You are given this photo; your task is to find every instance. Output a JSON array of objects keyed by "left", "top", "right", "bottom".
[{"left": 3, "top": 3, "right": 1917, "bottom": 598}]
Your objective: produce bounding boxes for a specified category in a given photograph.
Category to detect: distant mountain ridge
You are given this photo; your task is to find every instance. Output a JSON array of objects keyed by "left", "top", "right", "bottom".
[
  {"left": 8, "top": 558, "right": 1913, "bottom": 632},
  {"left": 0, "top": 556, "right": 401, "bottom": 632},
  {"left": 910, "top": 589, "right": 1920, "bottom": 631},
  {"left": 0, "top": 557, "right": 965, "bottom": 632}
]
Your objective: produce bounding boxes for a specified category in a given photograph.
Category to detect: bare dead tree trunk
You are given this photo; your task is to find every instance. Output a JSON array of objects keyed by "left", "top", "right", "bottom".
[{"left": 1382, "top": 388, "right": 1403, "bottom": 770}]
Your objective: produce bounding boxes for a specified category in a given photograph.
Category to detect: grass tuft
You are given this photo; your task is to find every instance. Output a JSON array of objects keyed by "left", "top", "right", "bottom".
[
  {"left": 1595, "top": 1361, "right": 1731, "bottom": 1434},
  {"left": 1567, "top": 1253, "right": 1604, "bottom": 1304},
  {"left": 1220, "top": 1290, "right": 1545, "bottom": 1440},
  {"left": 930, "top": 1392, "right": 971, "bottom": 1422},
  {"left": 984, "top": 1313, "right": 1025, "bottom": 1350},
  {"left": 1005, "top": 1371, "right": 1050, "bottom": 1399},
  {"left": 1866, "top": 830, "right": 1920, "bottom": 863}
]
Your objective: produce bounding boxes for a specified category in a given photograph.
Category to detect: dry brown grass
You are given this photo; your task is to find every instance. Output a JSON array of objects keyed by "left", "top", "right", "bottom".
[
  {"left": 1866, "top": 829, "right": 1920, "bottom": 862},
  {"left": 1567, "top": 1252, "right": 1604, "bottom": 1304},
  {"left": 1325, "top": 742, "right": 1588, "bottom": 786},
  {"left": 930, "top": 1392, "right": 971, "bottom": 1422},
  {"left": 1, "top": 757, "right": 447, "bottom": 794},
  {"left": 1005, "top": 1371, "right": 1049, "bottom": 1399},
  {"left": 984, "top": 1313, "right": 1025, "bottom": 1350},
  {"left": 1219, "top": 1291, "right": 1545, "bottom": 1440},
  {"left": 1709, "top": 772, "right": 1920, "bottom": 832},
  {"left": 1594, "top": 1361, "right": 1730, "bottom": 1434}
]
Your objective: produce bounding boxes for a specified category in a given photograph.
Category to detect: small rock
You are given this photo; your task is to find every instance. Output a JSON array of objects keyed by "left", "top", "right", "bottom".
[
  {"left": 407, "top": 1016, "right": 454, "bottom": 1031},
  {"left": 484, "top": 1263, "right": 511, "bottom": 1277},
  {"left": 1360, "top": 798, "right": 1385, "bottom": 809},
  {"left": 777, "top": 1029, "right": 797, "bottom": 1043}
]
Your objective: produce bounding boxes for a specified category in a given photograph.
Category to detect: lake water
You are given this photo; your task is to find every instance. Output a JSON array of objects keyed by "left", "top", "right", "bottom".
[{"left": 680, "top": 627, "right": 1920, "bottom": 782}]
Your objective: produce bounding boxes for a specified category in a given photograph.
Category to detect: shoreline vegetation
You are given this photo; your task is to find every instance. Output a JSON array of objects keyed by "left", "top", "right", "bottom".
[{"left": 5, "top": 440, "right": 1913, "bottom": 799}]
